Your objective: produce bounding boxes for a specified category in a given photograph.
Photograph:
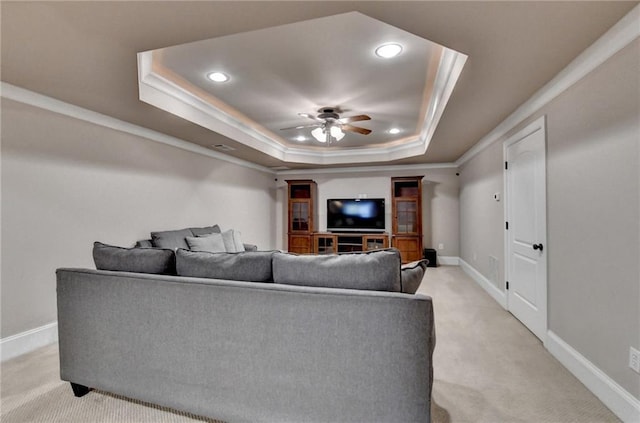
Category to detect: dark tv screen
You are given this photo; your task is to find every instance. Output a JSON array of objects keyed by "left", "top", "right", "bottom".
[{"left": 326, "top": 198, "right": 385, "bottom": 232}]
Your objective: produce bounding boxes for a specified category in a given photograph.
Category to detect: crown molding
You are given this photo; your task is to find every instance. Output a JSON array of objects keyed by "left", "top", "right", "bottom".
[
  {"left": 276, "top": 161, "right": 457, "bottom": 176},
  {"left": 455, "top": 4, "right": 640, "bottom": 167},
  {"left": 137, "top": 31, "right": 467, "bottom": 166},
  {"left": 0, "top": 82, "right": 275, "bottom": 174},
  {"left": 1, "top": 82, "right": 458, "bottom": 177}
]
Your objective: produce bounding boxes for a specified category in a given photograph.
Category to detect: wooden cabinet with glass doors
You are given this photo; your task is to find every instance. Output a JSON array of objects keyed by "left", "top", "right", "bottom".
[
  {"left": 391, "top": 176, "right": 423, "bottom": 263},
  {"left": 286, "top": 180, "right": 317, "bottom": 254}
]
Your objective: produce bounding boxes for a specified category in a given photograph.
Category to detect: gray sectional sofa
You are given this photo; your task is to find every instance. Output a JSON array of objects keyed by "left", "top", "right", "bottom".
[{"left": 57, "top": 234, "right": 434, "bottom": 423}]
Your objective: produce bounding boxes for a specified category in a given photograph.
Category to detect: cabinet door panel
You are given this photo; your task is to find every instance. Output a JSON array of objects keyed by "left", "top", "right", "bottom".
[
  {"left": 364, "top": 235, "right": 388, "bottom": 251},
  {"left": 289, "top": 235, "right": 311, "bottom": 254},
  {"left": 394, "top": 200, "right": 419, "bottom": 234},
  {"left": 290, "top": 201, "right": 310, "bottom": 232},
  {"left": 393, "top": 236, "right": 422, "bottom": 263},
  {"left": 314, "top": 235, "right": 337, "bottom": 254}
]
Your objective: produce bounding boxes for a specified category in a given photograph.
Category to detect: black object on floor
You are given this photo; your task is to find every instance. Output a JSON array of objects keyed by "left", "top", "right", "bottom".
[{"left": 423, "top": 248, "right": 437, "bottom": 267}]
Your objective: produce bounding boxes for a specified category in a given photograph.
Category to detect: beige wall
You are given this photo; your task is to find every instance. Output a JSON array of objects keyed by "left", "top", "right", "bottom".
[
  {"left": 1, "top": 99, "right": 278, "bottom": 338},
  {"left": 545, "top": 39, "right": 639, "bottom": 399},
  {"left": 459, "top": 140, "right": 505, "bottom": 288},
  {"left": 278, "top": 167, "right": 460, "bottom": 258},
  {"left": 459, "top": 40, "right": 639, "bottom": 398}
]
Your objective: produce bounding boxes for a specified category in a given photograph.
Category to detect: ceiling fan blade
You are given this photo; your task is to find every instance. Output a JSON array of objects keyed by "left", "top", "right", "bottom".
[
  {"left": 280, "top": 123, "right": 321, "bottom": 131},
  {"left": 299, "top": 112, "right": 324, "bottom": 122},
  {"left": 338, "top": 114, "right": 371, "bottom": 124},
  {"left": 341, "top": 124, "right": 372, "bottom": 135}
]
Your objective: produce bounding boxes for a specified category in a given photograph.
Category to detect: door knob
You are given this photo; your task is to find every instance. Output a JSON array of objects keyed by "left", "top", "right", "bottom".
[{"left": 533, "top": 243, "right": 544, "bottom": 252}]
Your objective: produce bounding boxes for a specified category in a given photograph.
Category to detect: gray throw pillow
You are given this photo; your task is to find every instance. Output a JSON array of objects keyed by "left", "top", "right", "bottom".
[
  {"left": 93, "top": 242, "right": 176, "bottom": 275},
  {"left": 221, "top": 229, "right": 245, "bottom": 252},
  {"left": 135, "top": 239, "right": 153, "bottom": 248},
  {"left": 176, "top": 249, "right": 275, "bottom": 282},
  {"left": 272, "top": 249, "right": 402, "bottom": 292},
  {"left": 190, "top": 225, "right": 221, "bottom": 236},
  {"left": 150, "top": 228, "right": 193, "bottom": 250},
  {"left": 186, "top": 233, "right": 226, "bottom": 253},
  {"left": 401, "top": 259, "right": 429, "bottom": 294}
]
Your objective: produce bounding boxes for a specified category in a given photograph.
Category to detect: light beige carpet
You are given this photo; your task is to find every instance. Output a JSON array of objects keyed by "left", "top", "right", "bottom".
[{"left": 1, "top": 266, "right": 620, "bottom": 422}]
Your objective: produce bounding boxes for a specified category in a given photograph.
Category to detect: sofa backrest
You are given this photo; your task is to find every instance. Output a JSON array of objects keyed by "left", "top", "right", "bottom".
[
  {"left": 94, "top": 241, "right": 423, "bottom": 293},
  {"left": 273, "top": 249, "right": 402, "bottom": 292},
  {"left": 176, "top": 249, "right": 275, "bottom": 282},
  {"left": 93, "top": 242, "right": 176, "bottom": 275}
]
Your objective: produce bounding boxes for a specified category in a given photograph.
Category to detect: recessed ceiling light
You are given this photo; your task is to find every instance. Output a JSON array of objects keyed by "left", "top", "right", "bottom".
[
  {"left": 295, "top": 136, "right": 306, "bottom": 142},
  {"left": 207, "top": 72, "right": 229, "bottom": 83},
  {"left": 375, "top": 43, "right": 403, "bottom": 59},
  {"left": 389, "top": 128, "right": 401, "bottom": 134}
]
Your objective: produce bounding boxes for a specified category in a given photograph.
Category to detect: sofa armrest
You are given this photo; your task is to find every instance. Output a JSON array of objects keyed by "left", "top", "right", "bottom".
[{"left": 401, "top": 259, "right": 429, "bottom": 294}]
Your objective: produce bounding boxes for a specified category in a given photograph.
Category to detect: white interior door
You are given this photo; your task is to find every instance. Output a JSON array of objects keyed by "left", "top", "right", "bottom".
[{"left": 504, "top": 117, "right": 547, "bottom": 341}]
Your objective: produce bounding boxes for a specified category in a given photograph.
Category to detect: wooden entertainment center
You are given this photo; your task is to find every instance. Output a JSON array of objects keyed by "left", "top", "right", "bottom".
[
  {"left": 313, "top": 232, "right": 389, "bottom": 254},
  {"left": 286, "top": 177, "right": 423, "bottom": 263}
]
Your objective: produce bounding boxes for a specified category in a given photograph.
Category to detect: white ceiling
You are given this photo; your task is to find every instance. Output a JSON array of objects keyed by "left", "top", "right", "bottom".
[
  {"left": 139, "top": 12, "right": 467, "bottom": 165},
  {"left": 2, "top": 1, "right": 637, "bottom": 169}
]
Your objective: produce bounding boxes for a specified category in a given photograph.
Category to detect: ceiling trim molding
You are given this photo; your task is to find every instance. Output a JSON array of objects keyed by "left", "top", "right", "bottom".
[
  {"left": 138, "top": 52, "right": 289, "bottom": 159},
  {"left": 142, "top": 53, "right": 416, "bottom": 165},
  {"left": 276, "top": 162, "right": 457, "bottom": 176},
  {"left": 0, "top": 82, "right": 275, "bottom": 174},
  {"left": 455, "top": 4, "right": 640, "bottom": 167},
  {"left": 1, "top": 82, "right": 456, "bottom": 177},
  {"left": 137, "top": 35, "right": 467, "bottom": 165},
  {"left": 419, "top": 48, "right": 468, "bottom": 155}
]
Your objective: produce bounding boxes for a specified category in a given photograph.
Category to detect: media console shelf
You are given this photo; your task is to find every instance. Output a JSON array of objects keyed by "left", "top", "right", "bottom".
[{"left": 313, "top": 233, "right": 389, "bottom": 254}]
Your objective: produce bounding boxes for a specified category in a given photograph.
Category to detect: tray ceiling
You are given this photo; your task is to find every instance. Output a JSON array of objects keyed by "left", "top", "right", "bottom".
[{"left": 138, "top": 12, "right": 467, "bottom": 165}]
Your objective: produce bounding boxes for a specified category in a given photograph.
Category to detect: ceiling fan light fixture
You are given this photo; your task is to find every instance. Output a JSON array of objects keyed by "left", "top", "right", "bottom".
[
  {"left": 330, "top": 126, "right": 345, "bottom": 141},
  {"left": 375, "top": 43, "right": 403, "bottom": 58},
  {"left": 207, "top": 71, "right": 229, "bottom": 82},
  {"left": 311, "top": 127, "right": 327, "bottom": 143},
  {"left": 389, "top": 127, "right": 401, "bottom": 134}
]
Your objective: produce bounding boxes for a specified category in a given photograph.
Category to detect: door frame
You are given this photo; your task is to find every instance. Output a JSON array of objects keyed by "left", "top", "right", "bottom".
[{"left": 503, "top": 115, "right": 548, "bottom": 342}]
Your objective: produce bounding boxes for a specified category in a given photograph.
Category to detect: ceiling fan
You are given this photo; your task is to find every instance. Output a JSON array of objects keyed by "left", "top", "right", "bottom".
[{"left": 281, "top": 107, "right": 372, "bottom": 143}]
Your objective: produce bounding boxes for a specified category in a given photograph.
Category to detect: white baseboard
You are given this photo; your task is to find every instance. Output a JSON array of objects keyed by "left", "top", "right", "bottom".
[
  {"left": 458, "top": 258, "right": 640, "bottom": 422},
  {"left": 437, "top": 256, "right": 459, "bottom": 266},
  {"left": 546, "top": 331, "right": 640, "bottom": 423},
  {"left": 0, "top": 321, "right": 58, "bottom": 362},
  {"left": 459, "top": 258, "right": 507, "bottom": 309}
]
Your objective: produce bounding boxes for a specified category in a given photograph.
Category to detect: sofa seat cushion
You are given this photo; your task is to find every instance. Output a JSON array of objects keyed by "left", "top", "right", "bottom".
[
  {"left": 93, "top": 242, "right": 176, "bottom": 275},
  {"left": 176, "top": 249, "right": 275, "bottom": 282},
  {"left": 272, "top": 249, "right": 402, "bottom": 292},
  {"left": 401, "top": 259, "right": 429, "bottom": 294}
]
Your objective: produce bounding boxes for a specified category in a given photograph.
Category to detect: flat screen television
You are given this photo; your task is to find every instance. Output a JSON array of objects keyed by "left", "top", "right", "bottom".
[{"left": 326, "top": 198, "right": 385, "bottom": 233}]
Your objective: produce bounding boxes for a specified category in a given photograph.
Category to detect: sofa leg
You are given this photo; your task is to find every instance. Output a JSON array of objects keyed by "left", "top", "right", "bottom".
[{"left": 70, "top": 382, "right": 91, "bottom": 397}]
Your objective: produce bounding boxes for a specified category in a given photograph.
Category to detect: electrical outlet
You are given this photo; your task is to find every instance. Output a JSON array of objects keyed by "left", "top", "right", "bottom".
[
  {"left": 630, "top": 347, "right": 640, "bottom": 373},
  {"left": 438, "top": 243, "right": 444, "bottom": 250}
]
